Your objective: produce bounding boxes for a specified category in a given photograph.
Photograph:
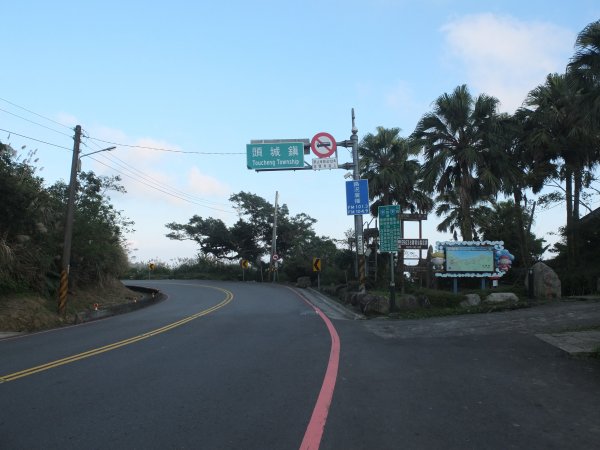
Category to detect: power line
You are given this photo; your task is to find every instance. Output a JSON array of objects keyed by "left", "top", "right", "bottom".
[
  {"left": 0, "top": 107, "right": 74, "bottom": 138},
  {"left": 103, "top": 152, "right": 231, "bottom": 208},
  {"left": 86, "top": 135, "right": 244, "bottom": 155},
  {"left": 0, "top": 97, "right": 243, "bottom": 155},
  {"left": 0, "top": 96, "right": 73, "bottom": 130},
  {"left": 84, "top": 140, "right": 233, "bottom": 209},
  {"left": 87, "top": 155, "right": 235, "bottom": 214},
  {"left": 0, "top": 127, "right": 72, "bottom": 151}
]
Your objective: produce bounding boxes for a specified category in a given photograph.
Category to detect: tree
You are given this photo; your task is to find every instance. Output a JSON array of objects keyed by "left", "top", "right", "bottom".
[
  {"left": 165, "top": 215, "right": 233, "bottom": 260},
  {"left": 433, "top": 190, "right": 492, "bottom": 241},
  {"left": 359, "top": 127, "right": 432, "bottom": 216},
  {"left": 523, "top": 72, "right": 599, "bottom": 268},
  {"left": 477, "top": 200, "right": 546, "bottom": 266},
  {"left": 61, "top": 171, "right": 132, "bottom": 286},
  {"left": 412, "top": 84, "right": 505, "bottom": 241},
  {"left": 492, "top": 111, "right": 549, "bottom": 267},
  {"left": 0, "top": 143, "right": 58, "bottom": 292},
  {"left": 166, "top": 192, "right": 322, "bottom": 264},
  {"left": 568, "top": 20, "right": 600, "bottom": 87},
  {"left": 1, "top": 143, "right": 131, "bottom": 293}
]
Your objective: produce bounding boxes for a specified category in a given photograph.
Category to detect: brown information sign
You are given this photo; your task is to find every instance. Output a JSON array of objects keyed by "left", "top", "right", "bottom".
[
  {"left": 398, "top": 238, "right": 429, "bottom": 249},
  {"left": 398, "top": 213, "right": 428, "bottom": 221}
]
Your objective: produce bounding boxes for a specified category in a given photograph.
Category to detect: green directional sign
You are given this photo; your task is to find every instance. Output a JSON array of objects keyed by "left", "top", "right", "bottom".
[
  {"left": 378, "top": 205, "right": 402, "bottom": 253},
  {"left": 247, "top": 142, "right": 305, "bottom": 170}
]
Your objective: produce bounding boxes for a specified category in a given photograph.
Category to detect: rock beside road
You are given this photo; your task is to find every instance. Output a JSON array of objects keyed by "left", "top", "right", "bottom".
[
  {"left": 525, "top": 262, "right": 562, "bottom": 300},
  {"left": 460, "top": 294, "right": 482, "bottom": 307},
  {"left": 484, "top": 292, "right": 519, "bottom": 304}
]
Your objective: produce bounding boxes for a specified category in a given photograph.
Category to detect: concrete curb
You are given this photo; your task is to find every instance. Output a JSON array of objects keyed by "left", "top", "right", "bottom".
[
  {"left": 0, "top": 331, "right": 25, "bottom": 340},
  {"left": 536, "top": 330, "right": 600, "bottom": 357},
  {"left": 74, "top": 285, "right": 165, "bottom": 325},
  {"left": 302, "top": 287, "right": 366, "bottom": 320}
]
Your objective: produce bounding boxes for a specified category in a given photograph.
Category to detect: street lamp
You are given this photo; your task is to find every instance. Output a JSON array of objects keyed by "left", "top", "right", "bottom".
[{"left": 58, "top": 124, "right": 116, "bottom": 315}]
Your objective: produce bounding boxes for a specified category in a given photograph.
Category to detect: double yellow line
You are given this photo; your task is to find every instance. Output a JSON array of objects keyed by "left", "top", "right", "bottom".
[{"left": 0, "top": 285, "right": 233, "bottom": 383}]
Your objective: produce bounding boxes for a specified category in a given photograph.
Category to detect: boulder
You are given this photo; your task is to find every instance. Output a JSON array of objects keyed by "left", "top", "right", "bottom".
[
  {"left": 359, "top": 293, "right": 389, "bottom": 314},
  {"left": 460, "top": 294, "right": 481, "bottom": 308},
  {"left": 484, "top": 292, "right": 519, "bottom": 304},
  {"left": 525, "top": 262, "right": 561, "bottom": 300},
  {"left": 296, "top": 276, "right": 311, "bottom": 289},
  {"left": 398, "top": 295, "right": 417, "bottom": 309}
]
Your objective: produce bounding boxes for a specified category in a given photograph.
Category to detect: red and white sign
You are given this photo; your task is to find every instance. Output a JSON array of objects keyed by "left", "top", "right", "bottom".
[
  {"left": 272, "top": 254, "right": 279, "bottom": 261},
  {"left": 311, "top": 132, "right": 337, "bottom": 158}
]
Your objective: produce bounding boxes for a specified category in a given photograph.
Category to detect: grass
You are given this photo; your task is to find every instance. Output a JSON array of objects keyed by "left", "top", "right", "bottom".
[{"left": 0, "top": 279, "right": 140, "bottom": 332}]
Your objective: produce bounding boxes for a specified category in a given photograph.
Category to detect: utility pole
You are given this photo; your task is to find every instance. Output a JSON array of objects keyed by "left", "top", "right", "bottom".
[
  {"left": 57, "top": 127, "right": 115, "bottom": 315},
  {"left": 350, "top": 109, "right": 366, "bottom": 292},
  {"left": 58, "top": 125, "right": 82, "bottom": 315},
  {"left": 270, "top": 191, "right": 279, "bottom": 281}
]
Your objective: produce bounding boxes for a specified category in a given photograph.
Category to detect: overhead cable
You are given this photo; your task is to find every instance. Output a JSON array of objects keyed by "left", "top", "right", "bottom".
[
  {"left": 88, "top": 155, "right": 235, "bottom": 214},
  {"left": 0, "top": 127, "right": 72, "bottom": 151},
  {"left": 87, "top": 136, "right": 244, "bottom": 155},
  {"left": 0, "top": 96, "right": 73, "bottom": 130}
]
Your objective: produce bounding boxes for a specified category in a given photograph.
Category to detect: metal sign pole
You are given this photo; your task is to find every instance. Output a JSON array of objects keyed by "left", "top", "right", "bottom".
[{"left": 390, "top": 253, "right": 396, "bottom": 311}]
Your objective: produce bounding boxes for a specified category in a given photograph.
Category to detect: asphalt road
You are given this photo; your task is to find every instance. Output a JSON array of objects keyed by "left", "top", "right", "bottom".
[{"left": 1, "top": 281, "right": 599, "bottom": 449}]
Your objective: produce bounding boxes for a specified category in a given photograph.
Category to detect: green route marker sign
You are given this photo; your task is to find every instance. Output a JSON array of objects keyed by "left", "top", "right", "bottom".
[
  {"left": 378, "top": 205, "right": 401, "bottom": 253},
  {"left": 247, "top": 142, "right": 305, "bottom": 170}
]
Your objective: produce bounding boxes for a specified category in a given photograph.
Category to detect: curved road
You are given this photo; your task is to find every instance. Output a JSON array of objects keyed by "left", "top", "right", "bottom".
[
  {"left": 2, "top": 281, "right": 600, "bottom": 449},
  {"left": 0, "top": 281, "right": 336, "bottom": 449}
]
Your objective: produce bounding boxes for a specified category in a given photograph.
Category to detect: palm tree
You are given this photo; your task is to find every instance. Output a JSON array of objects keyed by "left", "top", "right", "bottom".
[
  {"left": 411, "top": 84, "right": 505, "bottom": 241},
  {"left": 433, "top": 190, "right": 491, "bottom": 241},
  {"left": 568, "top": 19, "right": 600, "bottom": 213},
  {"left": 524, "top": 72, "right": 597, "bottom": 267},
  {"left": 492, "top": 110, "right": 551, "bottom": 267},
  {"left": 359, "top": 127, "right": 433, "bottom": 289},
  {"left": 359, "top": 126, "right": 432, "bottom": 216},
  {"left": 568, "top": 20, "right": 600, "bottom": 86}
]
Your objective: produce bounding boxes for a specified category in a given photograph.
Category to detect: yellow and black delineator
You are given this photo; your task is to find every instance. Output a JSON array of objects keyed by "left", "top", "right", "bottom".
[{"left": 312, "top": 257, "right": 321, "bottom": 272}]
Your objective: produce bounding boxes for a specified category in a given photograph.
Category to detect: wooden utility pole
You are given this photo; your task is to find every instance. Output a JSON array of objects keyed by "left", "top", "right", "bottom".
[{"left": 58, "top": 125, "right": 82, "bottom": 315}]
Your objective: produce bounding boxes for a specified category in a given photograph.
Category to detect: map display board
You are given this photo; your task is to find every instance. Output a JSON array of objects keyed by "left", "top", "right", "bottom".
[{"left": 445, "top": 246, "right": 495, "bottom": 272}]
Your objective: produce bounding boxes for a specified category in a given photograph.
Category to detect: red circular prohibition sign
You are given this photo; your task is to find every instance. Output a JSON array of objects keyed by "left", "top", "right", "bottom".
[{"left": 311, "top": 132, "right": 337, "bottom": 158}]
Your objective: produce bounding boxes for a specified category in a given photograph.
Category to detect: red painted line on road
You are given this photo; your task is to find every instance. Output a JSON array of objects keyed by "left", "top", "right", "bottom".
[{"left": 288, "top": 288, "right": 340, "bottom": 450}]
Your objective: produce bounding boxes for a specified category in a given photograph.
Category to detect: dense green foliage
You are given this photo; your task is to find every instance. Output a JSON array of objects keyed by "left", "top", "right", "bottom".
[{"left": 0, "top": 143, "right": 131, "bottom": 295}]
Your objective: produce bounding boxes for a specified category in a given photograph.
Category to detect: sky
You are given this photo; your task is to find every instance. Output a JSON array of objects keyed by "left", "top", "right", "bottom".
[{"left": 1, "top": 0, "right": 599, "bottom": 265}]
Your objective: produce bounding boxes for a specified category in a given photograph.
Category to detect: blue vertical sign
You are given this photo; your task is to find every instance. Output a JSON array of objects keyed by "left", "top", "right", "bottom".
[{"left": 345, "top": 179, "right": 370, "bottom": 215}]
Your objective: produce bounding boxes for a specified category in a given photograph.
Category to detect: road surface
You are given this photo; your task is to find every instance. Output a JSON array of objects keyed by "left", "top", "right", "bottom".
[{"left": 1, "top": 280, "right": 599, "bottom": 449}]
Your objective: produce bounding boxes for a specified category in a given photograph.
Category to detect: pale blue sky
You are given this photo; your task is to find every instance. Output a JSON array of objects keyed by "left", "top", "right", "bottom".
[{"left": 2, "top": 1, "right": 599, "bottom": 264}]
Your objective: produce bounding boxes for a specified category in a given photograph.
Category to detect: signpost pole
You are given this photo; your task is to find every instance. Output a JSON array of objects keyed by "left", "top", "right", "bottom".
[
  {"left": 271, "top": 191, "right": 279, "bottom": 282},
  {"left": 400, "top": 219, "right": 405, "bottom": 294},
  {"left": 389, "top": 253, "right": 396, "bottom": 311},
  {"left": 351, "top": 109, "right": 365, "bottom": 292}
]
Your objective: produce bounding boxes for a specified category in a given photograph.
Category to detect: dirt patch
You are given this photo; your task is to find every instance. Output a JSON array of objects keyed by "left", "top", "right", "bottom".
[{"left": 0, "top": 279, "right": 141, "bottom": 332}]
